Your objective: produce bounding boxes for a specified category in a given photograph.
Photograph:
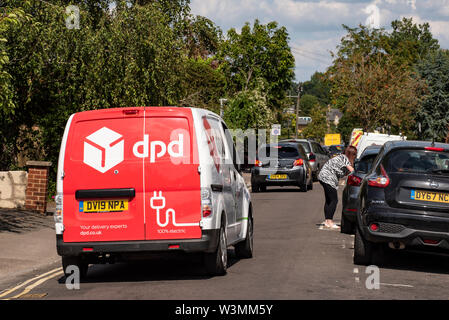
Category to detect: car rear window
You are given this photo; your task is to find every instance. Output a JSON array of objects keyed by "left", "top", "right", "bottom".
[
  {"left": 384, "top": 149, "right": 449, "bottom": 174},
  {"left": 259, "top": 145, "right": 300, "bottom": 159},
  {"left": 355, "top": 154, "right": 377, "bottom": 173},
  {"left": 298, "top": 142, "right": 311, "bottom": 153}
]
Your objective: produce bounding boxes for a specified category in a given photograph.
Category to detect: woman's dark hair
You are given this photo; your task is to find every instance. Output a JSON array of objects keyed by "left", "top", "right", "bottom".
[{"left": 344, "top": 146, "right": 357, "bottom": 165}]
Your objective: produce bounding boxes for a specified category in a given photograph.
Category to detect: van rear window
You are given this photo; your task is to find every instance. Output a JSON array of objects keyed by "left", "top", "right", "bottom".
[{"left": 384, "top": 149, "right": 449, "bottom": 174}]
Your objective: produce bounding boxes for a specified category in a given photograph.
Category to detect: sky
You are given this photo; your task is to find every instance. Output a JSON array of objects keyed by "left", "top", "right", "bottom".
[{"left": 190, "top": 0, "right": 449, "bottom": 82}]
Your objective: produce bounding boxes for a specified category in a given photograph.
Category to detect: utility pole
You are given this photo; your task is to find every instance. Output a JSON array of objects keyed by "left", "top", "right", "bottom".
[
  {"left": 219, "top": 98, "right": 228, "bottom": 118},
  {"left": 295, "top": 83, "right": 302, "bottom": 139}
]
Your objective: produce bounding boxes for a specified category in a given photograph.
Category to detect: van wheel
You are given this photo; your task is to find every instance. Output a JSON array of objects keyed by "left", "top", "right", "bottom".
[
  {"left": 353, "top": 227, "right": 373, "bottom": 265},
  {"left": 260, "top": 185, "right": 266, "bottom": 192},
  {"left": 204, "top": 224, "right": 228, "bottom": 276},
  {"left": 235, "top": 215, "right": 254, "bottom": 259},
  {"left": 62, "top": 256, "right": 88, "bottom": 279}
]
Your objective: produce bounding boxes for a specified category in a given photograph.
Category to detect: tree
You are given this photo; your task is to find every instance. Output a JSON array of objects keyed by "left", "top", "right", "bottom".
[
  {"left": 179, "top": 57, "right": 226, "bottom": 112},
  {"left": 223, "top": 78, "right": 274, "bottom": 131},
  {"left": 302, "top": 72, "right": 331, "bottom": 106},
  {"left": 301, "top": 104, "right": 328, "bottom": 142},
  {"left": 415, "top": 50, "right": 449, "bottom": 142},
  {"left": 330, "top": 52, "right": 425, "bottom": 132},
  {"left": 299, "top": 94, "right": 320, "bottom": 117},
  {"left": 218, "top": 20, "right": 295, "bottom": 111}
]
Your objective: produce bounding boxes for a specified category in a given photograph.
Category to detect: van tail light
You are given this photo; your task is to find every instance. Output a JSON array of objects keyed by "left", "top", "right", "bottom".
[
  {"left": 347, "top": 174, "right": 362, "bottom": 186},
  {"left": 54, "top": 193, "right": 63, "bottom": 224},
  {"left": 255, "top": 159, "right": 262, "bottom": 167},
  {"left": 368, "top": 165, "right": 390, "bottom": 188},
  {"left": 293, "top": 158, "right": 304, "bottom": 166},
  {"left": 308, "top": 152, "right": 316, "bottom": 163}
]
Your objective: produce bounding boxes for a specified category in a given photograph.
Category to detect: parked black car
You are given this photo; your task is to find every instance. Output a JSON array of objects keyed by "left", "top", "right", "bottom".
[
  {"left": 328, "top": 144, "right": 345, "bottom": 158},
  {"left": 251, "top": 142, "right": 313, "bottom": 192},
  {"left": 354, "top": 140, "right": 449, "bottom": 265},
  {"left": 341, "top": 145, "right": 382, "bottom": 234}
]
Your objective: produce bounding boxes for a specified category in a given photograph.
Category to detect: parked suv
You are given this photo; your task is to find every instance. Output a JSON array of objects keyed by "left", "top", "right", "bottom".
[
  {"left": 251, "top": 142, "right": 313, "bottom": 192},
  {"left": 354, "top": 140, "right": 449, "bottom": 265},
  {"left": 280, "top": 139, "right": 329, "bottom": 181},
  {"left": 341, "top": 145, "right": 381, "bottom": 234},
  {"left": 55, "top": 107, "right": 253, "bottom": 277}
]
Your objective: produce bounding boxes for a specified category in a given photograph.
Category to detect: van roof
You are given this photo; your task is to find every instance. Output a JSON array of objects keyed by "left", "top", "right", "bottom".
[{"left": 71, "top": 106, "right": 220, "bottom": 121}]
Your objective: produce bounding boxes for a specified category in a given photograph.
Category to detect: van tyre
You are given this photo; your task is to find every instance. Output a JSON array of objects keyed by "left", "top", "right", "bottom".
[
  {"left": 235, "top": 215, "right": 253, "bottom": 259},
  {"left": 204, "top": 224, "right": 228, "bottom": 276},
  {"left": 353, "top": 227, "right": 373, "bottom": 265},
  {"left": 62, "top": 256, "right": 88, "bottom": 279}
]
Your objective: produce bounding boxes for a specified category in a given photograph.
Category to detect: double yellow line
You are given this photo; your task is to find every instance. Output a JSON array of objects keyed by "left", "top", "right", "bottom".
[{"left": 0, "top": 267, "right": 64, "bottom": 300}]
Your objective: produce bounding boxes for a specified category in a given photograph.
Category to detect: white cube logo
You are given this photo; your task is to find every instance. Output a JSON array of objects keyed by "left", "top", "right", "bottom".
[{"left": 83, "top": 127, "right": 124, "bottom": 173}]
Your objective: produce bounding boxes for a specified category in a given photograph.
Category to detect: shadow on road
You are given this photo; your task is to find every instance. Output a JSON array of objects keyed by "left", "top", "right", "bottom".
[
  {"left": 376, "top": 249, "right": 449, "bottom": 275},
  {"left": 57, "top": 249, "right": 242, "bottom": 284},
  {"left": 253, "top": 187, "right": 305, "bottom": 193},
  {"left": 0, "top": 209, "right": 53, "bottom": 233}
]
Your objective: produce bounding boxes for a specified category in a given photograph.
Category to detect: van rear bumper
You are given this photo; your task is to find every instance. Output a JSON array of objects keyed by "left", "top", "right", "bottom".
[{"left": 56, "top": 229, "right": 219, "bottom": 256}]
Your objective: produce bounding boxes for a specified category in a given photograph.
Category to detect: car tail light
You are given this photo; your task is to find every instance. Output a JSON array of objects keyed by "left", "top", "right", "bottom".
[
  {"left": 202, "top": 204, "right": 212, "bottom": 217},
  {"left": 368, "top": 165, "right": 390, "bottom": 188},
  {"left": 255, "top": 159, "right": 262, "bottom": 167},
  {"left": 369, "top": 223, "right": 379, "bottom": 232},
  {"left": 425, "top": 147, "right": 445, "bottom": 152},
  {"left": 423, "top": 239, "right": 440, "bottom": 245},
  {"left": 201, "top": 187, "right": 212, "bottom": 218},
  {"left": 293, "top": 158, "right": 304, "bottom": 166},
  {"left": 347, "top": 174, "right": 362, "bottom": 186},
  {"left": 308, "top": 152, "right": 316, "bottom": 162}
]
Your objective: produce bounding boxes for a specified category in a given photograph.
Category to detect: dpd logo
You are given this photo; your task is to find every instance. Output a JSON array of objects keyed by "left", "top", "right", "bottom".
[{"left": 83, "top": 127, "right": 124, "bottom": 173}]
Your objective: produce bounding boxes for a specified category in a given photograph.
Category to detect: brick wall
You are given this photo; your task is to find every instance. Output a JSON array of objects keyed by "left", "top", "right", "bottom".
[{"left": 25, "top": 161, "right": 52, "bottom": 214}]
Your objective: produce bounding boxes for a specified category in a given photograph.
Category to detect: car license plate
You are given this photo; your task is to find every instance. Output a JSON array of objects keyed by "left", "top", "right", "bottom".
[
  {"left": 269, "top": 174, "right": 288, "bottom": 180},
  {"left": 79, "top": 200, "right": 129, "bottom": 213},
  {"left": 411, "top": 190, "right": 449, "bottom": 204}
]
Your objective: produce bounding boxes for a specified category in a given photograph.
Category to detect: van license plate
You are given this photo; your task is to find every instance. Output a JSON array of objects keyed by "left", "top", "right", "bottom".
[
  {"left": 269, "top": 174, "right": 288, "bottom": 180},
  {"left": 411, "top": 190, "right": 449, "bottom": 204},
  {"left": 79, "top": 200, "right": 129, "bottom": 213}
]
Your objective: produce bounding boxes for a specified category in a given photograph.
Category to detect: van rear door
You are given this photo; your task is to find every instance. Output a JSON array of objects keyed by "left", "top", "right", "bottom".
[
  {"left": 143, "top": 108, "right": 202, "bottom": 240},
  {"left": 63, "top": 108, "right": 145, "bottom": 242}
]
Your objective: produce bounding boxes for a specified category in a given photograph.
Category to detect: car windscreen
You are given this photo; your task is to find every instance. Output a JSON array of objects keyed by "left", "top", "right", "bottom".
[
  {"left": 329, "top": 145, "right": 343, "bottom": 152},
  {"left": 355, "top": 154, "right": 377, "bottom": 173},
  {"left": 383, "top": 149, "right": 449, "bottom": 174},
  {"left": 259, "top": 146, "right": 300, "bottom": 159}
]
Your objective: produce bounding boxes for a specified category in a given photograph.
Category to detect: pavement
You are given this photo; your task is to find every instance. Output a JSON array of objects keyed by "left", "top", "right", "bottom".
[{"left": 0, "top": 208, "right": 60, "bottom": 287}]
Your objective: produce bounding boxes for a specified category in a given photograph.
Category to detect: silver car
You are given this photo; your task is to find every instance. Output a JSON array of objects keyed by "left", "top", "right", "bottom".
[{"left": 280, "top": 139, "right": 330, "bottom": 181}]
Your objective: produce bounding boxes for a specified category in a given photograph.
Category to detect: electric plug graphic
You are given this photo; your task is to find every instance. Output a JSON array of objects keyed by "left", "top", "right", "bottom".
[{"left": 149, "top": 190, "right": 199, "bottom": 228}]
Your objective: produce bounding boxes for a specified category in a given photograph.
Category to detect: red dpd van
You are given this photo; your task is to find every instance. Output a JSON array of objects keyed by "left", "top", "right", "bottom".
[{"left": 55, "top": 107, "right": 253, "bottom": 277}]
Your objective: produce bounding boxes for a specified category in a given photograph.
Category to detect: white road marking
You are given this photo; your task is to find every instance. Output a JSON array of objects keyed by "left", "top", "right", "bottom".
[{"left": 379, "top": 283, "right": 414, "bottom": 288}]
